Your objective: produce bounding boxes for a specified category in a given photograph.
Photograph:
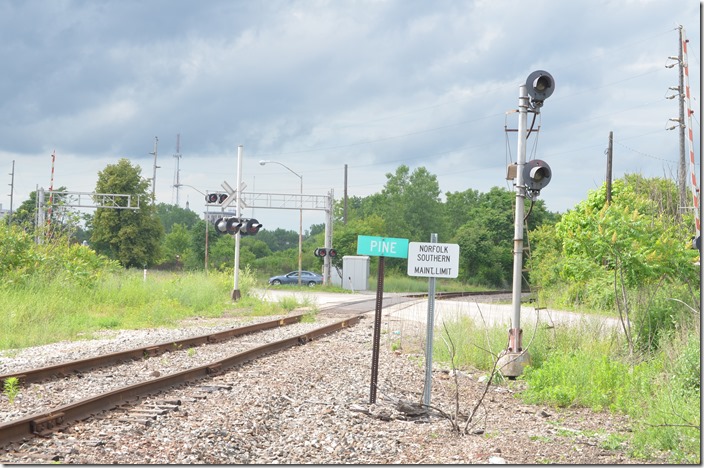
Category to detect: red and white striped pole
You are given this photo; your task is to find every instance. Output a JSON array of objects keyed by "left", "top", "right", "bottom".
[
  {"left": 681, "top": 28, "right": 700, "bottom": 240},
  {"left": 682, "top": 30, "right": 700, "bottom": 235}
]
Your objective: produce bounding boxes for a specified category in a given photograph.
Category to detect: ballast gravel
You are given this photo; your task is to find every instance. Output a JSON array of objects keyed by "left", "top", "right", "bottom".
[{"left": 0, "top": 312, "right": 653, "bottom": 464}]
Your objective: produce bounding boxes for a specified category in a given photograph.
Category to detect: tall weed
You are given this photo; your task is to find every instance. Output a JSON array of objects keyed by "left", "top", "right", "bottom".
[
  {"left": 432, "top": 313, "right": 700, "bottom": 463},
  {"left": 0, "top": 269, "right": 255, "bottom": 350}
]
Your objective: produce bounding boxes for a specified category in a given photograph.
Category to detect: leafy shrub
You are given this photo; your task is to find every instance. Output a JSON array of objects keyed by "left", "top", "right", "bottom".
[
  {"left": 521, "top": 351, "right": 646, "bottom": 411},
  {"left": 0, "top": 224, "right": 119, "bottom": 288}
]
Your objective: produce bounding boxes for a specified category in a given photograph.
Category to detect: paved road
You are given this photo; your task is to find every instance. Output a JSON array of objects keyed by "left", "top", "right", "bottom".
[{"left": 253, "top": 288, "right": 622, "bottom": 333}]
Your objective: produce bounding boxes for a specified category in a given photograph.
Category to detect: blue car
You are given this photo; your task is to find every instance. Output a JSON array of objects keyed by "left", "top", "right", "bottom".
[{"left": 268, "top": 271, "right": 323, "bottom": 287}]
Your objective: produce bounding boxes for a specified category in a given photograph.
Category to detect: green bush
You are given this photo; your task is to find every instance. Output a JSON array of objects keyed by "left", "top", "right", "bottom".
[
  {"left": 632, "top": 285, "right": 694, "bottom": 353},
  {"left": 520, "top": 326, "right": 700, "bottom": 463},
  {"left": 0, "top": 224, "right": 120, "bottom": 288}
]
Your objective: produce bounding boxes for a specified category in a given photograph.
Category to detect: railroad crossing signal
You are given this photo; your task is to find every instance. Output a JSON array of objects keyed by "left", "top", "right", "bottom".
[
  {"left": 206, "top": 193, "right": 228, "bottom": 204},
  {"left": 213, "top": 217, "right": 261, "bottom": 236},
  {"left": 240, "top": 218, "right": 262, "bottom": 236},
  {"left": 205, "top": 181, "right": 247, "bottom": 209},
  {"left": 314, "top": 247, "right": 337, "bottom": 257}
]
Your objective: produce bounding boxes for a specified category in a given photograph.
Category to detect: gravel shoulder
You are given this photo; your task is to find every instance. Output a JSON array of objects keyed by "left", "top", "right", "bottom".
[{"left": 0, "top": 309, "right": 655, "bottom": 464}]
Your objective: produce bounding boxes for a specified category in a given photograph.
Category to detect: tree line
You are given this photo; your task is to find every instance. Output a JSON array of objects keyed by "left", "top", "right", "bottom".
[{"left": 5, "top": 158, "right": 698, "bottom": 300}]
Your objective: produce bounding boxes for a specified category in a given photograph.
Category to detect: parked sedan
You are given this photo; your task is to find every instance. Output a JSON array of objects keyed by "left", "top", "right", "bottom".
[{"left": 268, "top": 271, "right": 323, "bottom": 287}]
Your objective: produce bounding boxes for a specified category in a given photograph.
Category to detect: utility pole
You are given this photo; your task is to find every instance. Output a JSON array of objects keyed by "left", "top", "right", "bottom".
[
  {"left": 47, "top": 150, "right": 56, "bottom": 227},
  {"left": 606, "top": 131, "right": 613, "bottom": 204},
  {"left": 149, "top": 136, "right": 159, "bottom": 205},
  {"left": 666, "top": 26, "right": 687, "bottom": 217},
  {"left": 343, "top": 164, "right": 348, "bottom": 225},
  {"left": 8, "top": 160, "right": 15, "bottom": 224},
  {"left": 233, "top": 145, "right": 244, "bottom": 301},
  {"left": 173, "top": 134, "right": 182, "bottom": 206},
  {"left": 676, "top": 25, "right": 687, "bottom": 216}
]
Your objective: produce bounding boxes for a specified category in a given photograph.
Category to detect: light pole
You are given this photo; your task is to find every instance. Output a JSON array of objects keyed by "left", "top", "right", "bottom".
[{"left": 260, "top": 160, "right": 303, "bottom": 286}]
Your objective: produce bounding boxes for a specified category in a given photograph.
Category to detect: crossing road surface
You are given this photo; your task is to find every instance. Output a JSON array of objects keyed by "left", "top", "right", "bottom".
[{"left": 254, "top": 288, "right": 622, "bottom": 333}]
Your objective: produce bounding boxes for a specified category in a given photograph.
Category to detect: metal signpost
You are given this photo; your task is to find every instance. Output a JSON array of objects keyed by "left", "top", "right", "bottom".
[
  {"left": 407, "top": 236, "right": 459, "bottom": 406},
  {"left": 356, "top": 235, "right": 409, "bottom": 403}
]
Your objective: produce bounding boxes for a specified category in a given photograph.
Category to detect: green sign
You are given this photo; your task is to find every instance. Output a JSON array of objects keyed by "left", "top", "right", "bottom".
[{"left": 356, "top": 235, "right": 409, "bottom": 259}]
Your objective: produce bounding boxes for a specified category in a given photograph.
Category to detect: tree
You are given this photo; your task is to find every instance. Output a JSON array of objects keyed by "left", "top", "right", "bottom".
[
  {"left": 184, "top": 219, "right": 207, "bottom": 270},
  {"left": 161, "top": 223, "right": 192, "bottom": 264},
  {"left": 529, "top": 176, "right": 698, "bottom": 352},
  {"left": 365, "top": 165, "right": 446, "bottom": 242},
  {"left": 453, "top": 187, "right": 516, "bottom": 287},
  {"left": 325, "top": 214, "right": 386, "bottom": 270},
  {"left": 10, "top": 186, "right": 68, "bottom": 230},
  {"left": 451, "top": 187, "right": 555, "bottom": 287},
  {"left": 91, "top": 159, "right": 164, "bottom": 267},
  {"left": 444, "top": 188, "right": 480, "bottom": 233},
  {"left": 156, "top": 203, "right": 201, "bottom": 234},
  {"left": 255, "top": 228, "right": 300, "bottom": 252}
]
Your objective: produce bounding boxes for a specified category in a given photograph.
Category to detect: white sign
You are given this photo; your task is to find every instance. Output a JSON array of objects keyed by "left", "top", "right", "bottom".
[{"left": 407, "top": 242, "right": 460, "bottom": 278}]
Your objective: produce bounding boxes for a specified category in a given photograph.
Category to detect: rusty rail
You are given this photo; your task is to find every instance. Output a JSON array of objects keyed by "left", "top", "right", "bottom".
[
  {"left": 0, "top": 314, "right": 362, "bottom": 447},
  {"left": 0, "top": 314, "right": 308, "bottom": 386}
]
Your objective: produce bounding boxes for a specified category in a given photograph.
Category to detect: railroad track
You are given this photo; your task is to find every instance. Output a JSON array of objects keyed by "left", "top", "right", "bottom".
[
  {"left": 0, "top": 290, "right": 507, "bottom": 448},
  {"left": 0, "top": 312, "right": 363, "bottom": 448},
  {"left": 0, "top": 313, "right": 311, "bottom": 386}
]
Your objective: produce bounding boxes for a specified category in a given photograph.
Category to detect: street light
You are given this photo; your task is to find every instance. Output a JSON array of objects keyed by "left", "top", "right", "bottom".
[{"left": 259, "top": 160, "right": 303, "bottom": 286}]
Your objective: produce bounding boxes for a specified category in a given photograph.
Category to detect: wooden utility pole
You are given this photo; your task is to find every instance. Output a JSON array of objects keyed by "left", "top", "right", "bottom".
[
  {"left": 606, "top": 131, "right": 613, "bottom": 204},
  {"left": 677, "top": 25, "right": 687, "bottom": 217},
  {"left": 8, "top": 160, "right": 15, "bottom": 224},
  {"left": 343, "top": 164, "right": 348, "bottom": 225}
]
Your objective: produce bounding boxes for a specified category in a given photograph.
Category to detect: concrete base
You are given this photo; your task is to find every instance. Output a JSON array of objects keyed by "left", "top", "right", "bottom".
[{"left": 496, "top": 350, "right": 531, "bottom": 378}]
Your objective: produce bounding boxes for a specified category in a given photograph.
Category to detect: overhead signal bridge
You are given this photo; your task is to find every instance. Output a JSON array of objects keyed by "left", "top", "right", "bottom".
[
  {"left": 42, "top": 190, "right": 142, "bottom": 210},
  {"left": 205, "top": 186, "right": 334, "bottom": 286},
  {"left": 205, "top": 191, "right": 330, "bottom": 212}
]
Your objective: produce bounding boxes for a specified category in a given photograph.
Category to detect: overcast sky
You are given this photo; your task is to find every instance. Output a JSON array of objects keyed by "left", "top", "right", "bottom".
[{"left": 1, "top": 0, "right": 701, "bottom": 233}]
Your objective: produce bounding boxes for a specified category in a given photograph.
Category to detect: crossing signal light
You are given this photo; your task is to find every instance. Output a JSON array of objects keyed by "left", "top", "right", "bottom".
[
  {"left": 240, "top": 218, "right": 262, "bottom": 236},
  {"left": 213, "top": 217, "right": 229, "bottom": 234},
  {"left": 205, "top": 193, "right": 229, "bottom": 204},
  {"left": 213, "top": 217, "right": 245, "bottom": 235},
  {"left": 523, "top": 159, "right": 552, "bottom": 197},
  {"left": 226, "top": 217, "right": 243, "bottom": 234},
  {"left": 314, "top": 247, "right": 336, "bottom": 257}
]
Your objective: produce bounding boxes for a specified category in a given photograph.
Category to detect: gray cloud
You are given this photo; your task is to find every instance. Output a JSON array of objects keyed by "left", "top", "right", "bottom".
[{"left": 0, "top": 0, "right": 699, "bottom": 231}]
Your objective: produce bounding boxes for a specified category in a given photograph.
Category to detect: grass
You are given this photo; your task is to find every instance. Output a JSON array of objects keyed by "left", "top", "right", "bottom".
[
  {"left": 3, "top": 377, "right": 20, "bottom": 404},
  {"left": 431, "top": 313, "right": 700, "bottom": 464},
  {"left": 2, "top": 263, "right": 697, "bottom": 463},
  {"left": 0, "top": 269, "right": 297, "bottom": 350}
]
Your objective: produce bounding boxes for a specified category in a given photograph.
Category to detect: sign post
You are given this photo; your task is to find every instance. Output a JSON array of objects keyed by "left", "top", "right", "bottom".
[
  {"left": 407, "top": 238, "right": 459, "bottom": 406},
  {"left": 357, "top": 235, "right": 408, "bottom": 403}
]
